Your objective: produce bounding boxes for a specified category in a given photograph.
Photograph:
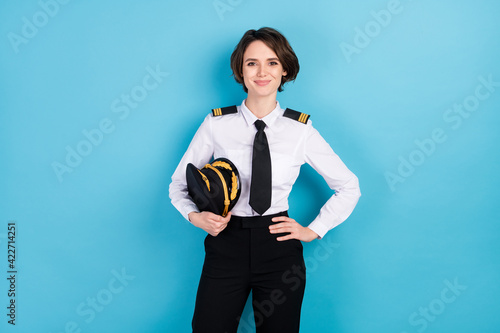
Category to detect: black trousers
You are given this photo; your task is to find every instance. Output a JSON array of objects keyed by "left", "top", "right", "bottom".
[{"left": 192, "top": 212, "right": 306, "bottom": 333}]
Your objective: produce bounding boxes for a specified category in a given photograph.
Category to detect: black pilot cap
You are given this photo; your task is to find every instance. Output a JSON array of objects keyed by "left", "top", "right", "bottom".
[{"left": 186, "top": 158, "right": 241, "bottom": 217}]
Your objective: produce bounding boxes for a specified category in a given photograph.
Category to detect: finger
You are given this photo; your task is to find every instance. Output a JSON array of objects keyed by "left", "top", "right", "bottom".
[
  {"left": 217, "top": 213, "right": 232, "bottom": 224},
  {"left": 222, "top": 212, "right": 232, "bottom": 222},
  {"left": 204, "top": 211, "right": 221, "bottom": 221},
  {"left": 208, "top": 213, "right": 225, "bottom": 223},
  {"left": 211, "top": 215, "right": 231, "bottom": 231},
  {"left": 271, "top": 216, "right": 291, "bottom": 223},
  {"left": 212, "top": 221, "right": 229, "bottom": 230},
  {"left": 276, "top": 233, "right": 297, "bottom": 241},
  {"left": 269, "top": 221, "right": 290, "bottom": 228},
  {"left": 214, "top": 225, "right": 226, "bottom": 235},
  {"left": 269, "top": 221, "right": 294, "bottom": 231},
  {"left": 269, "top": 225, "right": 291, "bottom": 234},
  {"left": 212, "top": 211, "right": 232, "bottom": 223},
  {"left": 211, "top": 221, "right": 228, "bottom": 236}
]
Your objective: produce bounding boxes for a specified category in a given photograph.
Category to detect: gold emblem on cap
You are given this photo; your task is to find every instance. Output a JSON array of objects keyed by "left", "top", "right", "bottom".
[{"left": 204, "top": 160, "right": 239, "bottom": 216}]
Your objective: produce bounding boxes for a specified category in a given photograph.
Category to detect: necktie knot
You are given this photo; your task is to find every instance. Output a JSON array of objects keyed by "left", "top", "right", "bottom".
[{"left": 254, "top": 120, "right": 266, "bottom": 131}]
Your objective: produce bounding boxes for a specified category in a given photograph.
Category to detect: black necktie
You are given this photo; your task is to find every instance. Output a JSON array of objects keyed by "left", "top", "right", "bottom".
[{"left": 249, "top": 120, "right": 272, "bottom": 215}]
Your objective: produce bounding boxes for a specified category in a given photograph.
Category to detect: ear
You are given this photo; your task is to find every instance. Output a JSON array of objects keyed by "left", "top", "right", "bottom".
[{"left": 283, "top": 70, "right": 287, "bottom": 77}]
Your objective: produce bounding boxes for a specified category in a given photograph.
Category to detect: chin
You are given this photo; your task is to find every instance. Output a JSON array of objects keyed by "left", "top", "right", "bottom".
[
  {"left": 249, "top": 86, "right": 279, "bottom": 96},
  {"left": 250, "top": 90, "right": 275, "bottom": 98}
]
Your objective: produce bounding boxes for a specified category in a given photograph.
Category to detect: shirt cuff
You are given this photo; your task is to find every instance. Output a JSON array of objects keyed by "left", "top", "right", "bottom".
[
  {"left": 307, "top": 219, "right": 331, "bottom": 239},
  {"left": 182, "top": 203, "right": 200, "bottom": 222}
]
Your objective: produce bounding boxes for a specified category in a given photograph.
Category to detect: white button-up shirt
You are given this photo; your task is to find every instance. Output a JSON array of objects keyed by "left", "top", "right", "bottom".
[{"left": 169, "top": 100, "right": 361, "bottom": 238}]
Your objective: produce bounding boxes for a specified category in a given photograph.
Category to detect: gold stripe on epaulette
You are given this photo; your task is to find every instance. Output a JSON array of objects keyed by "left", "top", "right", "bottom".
[
  {"left": 298, "top": 113, "right": 307, "bottom": 123},
  {"left": 213, "top": 108, "right": 221, "bottom": 116}
]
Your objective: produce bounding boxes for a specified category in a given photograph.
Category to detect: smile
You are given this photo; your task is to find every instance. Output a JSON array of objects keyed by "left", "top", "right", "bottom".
[{"left": 254, "top": 80, "right": 271, "bottom": 86}]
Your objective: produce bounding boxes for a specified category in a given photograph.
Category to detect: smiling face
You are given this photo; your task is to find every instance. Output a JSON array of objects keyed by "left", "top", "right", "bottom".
[{"left": 242, "top": 40, "right": 287, "bottom": 99}]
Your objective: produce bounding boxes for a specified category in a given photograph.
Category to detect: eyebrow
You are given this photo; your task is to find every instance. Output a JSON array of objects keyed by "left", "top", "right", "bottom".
[{"left": 244, "top": 58, "right": 280, "bottom": 62}]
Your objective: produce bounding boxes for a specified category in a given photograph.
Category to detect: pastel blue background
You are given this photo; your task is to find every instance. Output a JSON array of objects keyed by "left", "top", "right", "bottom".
[{"left": 1, "top": 0, "right": 499, "bottom": 332}]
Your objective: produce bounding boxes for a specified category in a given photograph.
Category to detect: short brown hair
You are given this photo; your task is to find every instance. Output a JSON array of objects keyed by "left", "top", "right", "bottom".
[{"left": 230, "top": 27, "right": 300, "bottom": 93}]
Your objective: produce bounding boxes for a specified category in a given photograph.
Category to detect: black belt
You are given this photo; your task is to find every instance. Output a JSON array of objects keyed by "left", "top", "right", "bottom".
[{"left": 230, "top": 211, "right": 288, "bottom": 229}]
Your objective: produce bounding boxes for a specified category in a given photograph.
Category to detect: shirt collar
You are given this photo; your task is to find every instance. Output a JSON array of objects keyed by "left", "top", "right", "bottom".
[{"left": 240, "top": 99, "right": 282, "bottom": 128}]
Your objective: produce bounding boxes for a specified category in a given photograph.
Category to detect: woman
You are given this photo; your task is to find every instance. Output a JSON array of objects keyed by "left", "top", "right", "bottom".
[{"left": 169, "top": 27, "right": 360, "bottom": 333}]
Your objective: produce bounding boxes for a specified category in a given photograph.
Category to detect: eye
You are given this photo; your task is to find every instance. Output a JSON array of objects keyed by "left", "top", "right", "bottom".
[
  {"left": 269, "top": 61, "right": 279, "bottom": 66},
  {"left": 246, "top": 62, "right": 256, "bottom": 66}
]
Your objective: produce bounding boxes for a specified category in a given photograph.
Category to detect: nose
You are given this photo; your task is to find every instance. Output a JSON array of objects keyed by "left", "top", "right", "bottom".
[{"left": 257, "top": 65, "right": 266, "bottom": 77}]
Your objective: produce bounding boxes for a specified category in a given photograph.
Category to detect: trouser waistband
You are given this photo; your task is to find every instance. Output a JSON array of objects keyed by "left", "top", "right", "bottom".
[{"left": 230, "top": 211, "right": 288, "bottom": 228}]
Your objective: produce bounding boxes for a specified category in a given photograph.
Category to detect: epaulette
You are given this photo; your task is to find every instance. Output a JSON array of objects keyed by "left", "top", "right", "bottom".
[
  {"left": 212, "top": 105, "right": 238, "bottom": 117},
  {"left": 283, "top": 108, "right": 310, "bottom": 124}
]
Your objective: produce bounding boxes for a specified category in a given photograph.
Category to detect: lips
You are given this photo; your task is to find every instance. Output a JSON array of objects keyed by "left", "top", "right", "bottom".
[{"left": 254, "top": 80, "right": 271, "bottom": 86}]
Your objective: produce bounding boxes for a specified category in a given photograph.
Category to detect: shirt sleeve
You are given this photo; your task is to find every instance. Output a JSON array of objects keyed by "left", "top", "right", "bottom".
[
  {"left": 169, "top": 114, "right": 214, "bottom": 221},
  {"left": 303, "top": 123, "right": 361, "bottom": 238}
]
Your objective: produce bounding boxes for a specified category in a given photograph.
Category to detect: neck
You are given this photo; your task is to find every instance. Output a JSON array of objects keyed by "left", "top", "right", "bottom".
[{"left": 245, "top": 93, "right": 278, "bottom": 119}]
